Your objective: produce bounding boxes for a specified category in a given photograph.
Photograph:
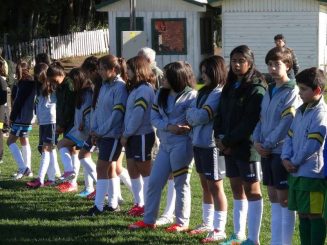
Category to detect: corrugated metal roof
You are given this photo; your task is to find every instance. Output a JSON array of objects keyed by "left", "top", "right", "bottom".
[{"left": 96, "top": 0, "right": 207, "bottom": 10}]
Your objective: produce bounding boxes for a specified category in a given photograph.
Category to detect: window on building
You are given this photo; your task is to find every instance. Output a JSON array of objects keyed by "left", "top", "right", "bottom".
[{"left": 151, "top": 18, "right": 187, "bottom": 55}]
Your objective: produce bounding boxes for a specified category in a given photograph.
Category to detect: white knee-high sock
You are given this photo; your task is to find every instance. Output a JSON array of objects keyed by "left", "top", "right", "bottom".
[
  {"left": 71, "top": 154, "right": 80, "bottom": 185},
  {"left": 47, "top": 150, "right": 56, "bottom": 181},
  {"left": 117, "top": 177, "right": 122, "bottom": 200},
  {"left": 59, "top": 147, "right": 73, "bottom": 172},
  {"left": 247, "top": 199, "right": 263, "bottom": 243},
  {"left": 119, "top": 167, "right": 132, "bottom": 192},
  {"left": 233, "top": 199, "right": 248, "bottom": 239},
  {"left": 38, "top": 151, "right": 50, "bottom": 184},
  {"left": 162, "top": 179, "right": 176, "bottom": 218},
  {"left": 282, "top": 207, "right": 296, "bottom": 245},
  {"left": 142, "top": 176, "right": 150, "bottom": 205},
  {"left": 83, "top": 168, "right": 94, "bottom": 192},
  {"left": 131, "top": 177, "right": 143, "bottom": 206},
  {"left": 95, "top": 179, "right": 109, "bottom": 211},
  {"left": 108, "top": 177, "right": 119, "bottom": 208},
  {"left": 22, "top": 144, "right": 31, "bottom": 170},
  {"left": 270, "top": 203, "right": 282, "bottom": 245},
  {"left": 202, "top": 203, "right": 214, "bottom": 228},
  {"left": 80, "top": 157, "right": 97, "bottom": 182},
  {"left": 214, "top": 210, "right": 227, "bottom": 232},
  {"left": 9, "top": 143, "right": 26, "bottom": 169},
  {"left": 51, "top": 149, "right": 61, "bottom": 177}
]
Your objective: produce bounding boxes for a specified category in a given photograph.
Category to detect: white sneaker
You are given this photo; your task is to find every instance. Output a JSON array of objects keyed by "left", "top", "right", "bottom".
[
  {"left": 13, "top": 167, "right": 32, "bottom": 180},
  {"left": 189, "top": 223, "right": 213, "bottom": 235},
  {"left": 156, "top": 215, "right": 175, "bottom": 226},
  {"left": 201, "top": 229, "right": 227, "bottom": 243}
]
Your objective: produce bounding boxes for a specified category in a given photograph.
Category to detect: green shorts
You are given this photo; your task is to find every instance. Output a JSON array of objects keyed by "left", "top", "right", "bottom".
[{"left": 288, "top": 175, "right": 326, "bottom": 215}]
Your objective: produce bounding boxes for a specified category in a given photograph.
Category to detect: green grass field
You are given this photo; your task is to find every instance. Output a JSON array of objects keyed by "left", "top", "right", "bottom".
[{"left": 0, "top": 128, "right": 301, "bottom": 244}]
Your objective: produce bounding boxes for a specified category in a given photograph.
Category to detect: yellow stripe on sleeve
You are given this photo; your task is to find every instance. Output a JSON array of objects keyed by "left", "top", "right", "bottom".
[
  {"left": 134, "top": 98, "right": 148, "bottom": 110},
  {"left": 287, "top": 129, "right": 293, "bottom": 137},
  {"left": 113, "top": 104, "right": 125, "bottom": 113},
  {"left": 152, "top": 104, "right": 159, "bottom": 112},
  {"left": 202, "top": 105, "right": 214, "bottom": 120},
  {"left": 308, "top": 132, "right": 324, "bottom": 145},
  {"left": 281, "top": 106, "right": 296, "bottom": 118}
]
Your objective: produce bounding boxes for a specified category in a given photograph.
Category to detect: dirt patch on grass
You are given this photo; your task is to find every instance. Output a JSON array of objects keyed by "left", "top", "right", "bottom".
[{"left": 60, "top": 54, "right": 104, "bottom": 71}]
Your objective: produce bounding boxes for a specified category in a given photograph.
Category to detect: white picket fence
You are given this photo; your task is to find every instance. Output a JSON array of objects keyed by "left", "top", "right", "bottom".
[{"left": 5, "top": 29, "right": 109, "bottom": 62}]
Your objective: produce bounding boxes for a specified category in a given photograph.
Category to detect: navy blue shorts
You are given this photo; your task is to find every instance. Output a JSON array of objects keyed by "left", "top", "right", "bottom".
[
  {"left": 10, "top": 123, "right": 32, "bottom": 137},
  {"left": 97, "top": 137, "right": 122, "bottom": 162},
  {"left": 225, "top": 156, "right": 261, "bottom": 182},
  {"left": 261, "top": 154, "right": 288, "bottom": 189},
  {"left": 125, "top": 132, "right": 155, "bottom": 162},
  {"left": 194, "top": 146, "right": 226, "bottom": 181},
  {"left": 39, "top": 124, "right": 58, "bottom": 145}
]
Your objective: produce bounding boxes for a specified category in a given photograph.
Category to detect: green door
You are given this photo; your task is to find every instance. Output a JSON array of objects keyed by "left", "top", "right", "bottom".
[{"left": 116, "top": 17, "right": 144, "bottom": 57}]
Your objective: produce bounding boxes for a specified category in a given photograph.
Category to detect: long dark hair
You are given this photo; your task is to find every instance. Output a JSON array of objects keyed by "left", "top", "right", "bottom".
[
  {"left": 126, "top": 56, "right": 156, "bottom": 91},
  {"left": 81, "top": 56, "right": 102, "bottom": 108},
  {"left": 34, "top": 63, "right": 56, "bottom": 97},
  {"left": 47, "top": 61, "right": 65, "bottom": 79},
  {"left": 199, "top": 55, "right": 227, "bottom": 91},
  {"left": 224, "top": 45, "right": 265, "bottom": 95},
  {"left": 158, "top": 61, "right": 194, "bottom": 109},
  {"left": 98, "top": 55, "right": 128, "bottom": 82},
  {"left": 68, "top": 68, "right": 93, "bottom": 109}
]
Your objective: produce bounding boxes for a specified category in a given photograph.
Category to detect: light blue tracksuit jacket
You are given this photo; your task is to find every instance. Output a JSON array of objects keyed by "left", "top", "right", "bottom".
[
  {"left": 68, "top": 89, "right": 93, "bottom": 141},
  {"left": 91, "top": 77, "right": 128, "bottom": 138},
  {"left": 253, "top": 79, "right": 301, "bottom": 154},
  {"left": 144, "top": 86, "right": 196, "bottom": 226},
  {"left": 187, "top": 86, "right": 222, "bottom": 148},
  {"left": 281, "top": 97, "right": 327, "bottom": 179},
  {"left": 123, "top": 83, "right": 155, "bottom": 137}
]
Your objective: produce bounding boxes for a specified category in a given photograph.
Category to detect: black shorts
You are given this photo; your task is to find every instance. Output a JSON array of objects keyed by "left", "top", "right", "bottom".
[
  {"left": 194, "top": 146, "right": 226, "bottom": 181},
  {"left": 125, "top": 132, "right": 155, "bottom": 162},
  {"left": 97, "top": 137, "right": 122, "bottom": 162},
  {"left": 261, "top": 154, "right": 288, "bottom": 189},
  {"left": 39, "top": 124, "right": 58, "bottom": 145},
  {"left": 225, "top": 156, "right": 261, "bottom": 182}
]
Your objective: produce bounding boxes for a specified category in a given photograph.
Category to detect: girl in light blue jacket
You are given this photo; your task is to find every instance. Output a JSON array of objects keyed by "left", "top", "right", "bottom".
[
  {"left": 129, "top": 61, "right": 196, "bottom": 232},
  {"left": 56, "top": 68, "right": 93, "bottom": 193},
  {"left": 187, "top": 56, "right": 228, "bottom": 243},
  {"left": 85, "top": 55, "right": 128, "bottom": 216},
  {"left": 121, "top": 56, "right": 156, "bottom": 217}
]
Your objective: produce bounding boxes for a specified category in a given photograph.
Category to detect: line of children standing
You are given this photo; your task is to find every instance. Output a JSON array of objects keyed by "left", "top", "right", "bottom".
[{"left": 7, "top": 45, "right": 327, "bottom": 244}]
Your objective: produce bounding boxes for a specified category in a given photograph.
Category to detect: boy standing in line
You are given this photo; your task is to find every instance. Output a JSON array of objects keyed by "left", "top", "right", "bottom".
[
  {"left": 281, "top": 67, "right": 327, "bottom": 245},
  {"left": 253, "top": 47, "right": 301, "bottom": 245}
]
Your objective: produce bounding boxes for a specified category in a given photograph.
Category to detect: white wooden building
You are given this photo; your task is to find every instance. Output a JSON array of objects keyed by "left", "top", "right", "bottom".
[
  {"left": 96, "top": 0, "right": 211, "bottom": 75},
  {"left": 209, "top": 0, "right": 327, "bottom": 73}
]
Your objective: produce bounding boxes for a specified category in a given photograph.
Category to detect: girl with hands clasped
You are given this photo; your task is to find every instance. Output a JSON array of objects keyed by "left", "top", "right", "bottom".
[{"left": 129, "top": 61, "right": 196, "bottom": 232}]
